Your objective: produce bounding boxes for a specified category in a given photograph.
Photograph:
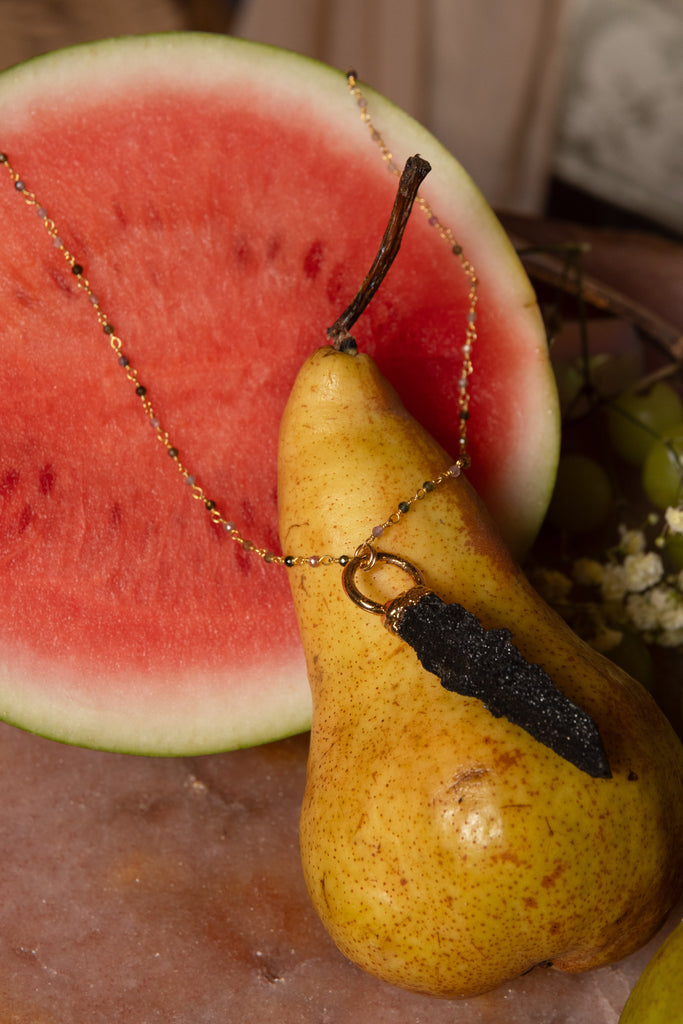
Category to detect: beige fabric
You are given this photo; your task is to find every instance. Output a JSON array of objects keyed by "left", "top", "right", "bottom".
[
  {"left": 233, "top": 0, "right": 573, "bottom": 214},
  {"left": 554, "top": 0, "right": 683, "bottom": 234},
  {"left": 0, "top": 0, "right": 185, "bottom": 72},
  {"left": 0, "top": 0, "right": 572, "bottom": 215}
]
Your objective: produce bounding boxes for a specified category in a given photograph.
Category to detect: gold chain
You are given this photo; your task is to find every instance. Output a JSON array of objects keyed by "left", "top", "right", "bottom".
[
  {"left": 346, "top": 70, "right": 478, "bottom": 463},
  {"left": 0, "top": 75, "right": 477, "bottom": 570}
]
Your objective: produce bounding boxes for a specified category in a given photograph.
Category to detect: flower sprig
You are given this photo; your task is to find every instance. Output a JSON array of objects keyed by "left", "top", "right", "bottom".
[{"left": 531, "top": 507, "right": 683, "bottom": 652}]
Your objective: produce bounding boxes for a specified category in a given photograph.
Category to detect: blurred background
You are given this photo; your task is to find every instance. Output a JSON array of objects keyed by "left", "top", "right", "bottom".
[{"left": 1, "top": 0, "right": 681, "bottom": 238}]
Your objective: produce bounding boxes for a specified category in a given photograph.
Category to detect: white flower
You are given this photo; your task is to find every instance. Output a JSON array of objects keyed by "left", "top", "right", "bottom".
[
  {"left": 601, "top": 563, "right": 628, "bottom": 602},
  {"left": 665, "top": 506, "right": 683, "bottom": 535},
  {"left": 618, "top": 526, "right": 646, "bottom": 555},
  {"left": 649, "top": 584, "right": 676, "bottom": 612},
  {"left": 661, "top": 606, "right": 683, "bottom": 631},
  {"left": 658, "top": 627, "right": 683, "bottom": 647},
  {"left": 626, "top": 592, "right": 659, "bottom": 632},
  {"left": 653, "top": 587, "right": 683, "bottom": 632},
  {"left": 573, "top": 558, "right": 604, "bottom": 586},
  {"left": 623, "top": 552, "right": 664, "bottom": 593}
]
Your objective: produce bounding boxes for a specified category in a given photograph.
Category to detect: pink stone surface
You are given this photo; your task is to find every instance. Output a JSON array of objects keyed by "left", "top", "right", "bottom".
[
  {"left": 0, "top": 722, "right": 679, "bottom": 1024},
  {"left": 2, "top": 223, "right": 681, "bottom": 1021}
]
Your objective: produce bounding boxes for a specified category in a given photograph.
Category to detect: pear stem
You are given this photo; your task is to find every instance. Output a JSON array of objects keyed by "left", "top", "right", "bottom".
[{"left": 327, "top": 154, "right": 431, "bottom": 351}]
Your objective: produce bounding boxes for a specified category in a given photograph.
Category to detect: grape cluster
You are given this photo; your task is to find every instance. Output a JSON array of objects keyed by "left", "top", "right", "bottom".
[
  {"left": 547, "top": 379, "right": 683, "bottom": 536},
  {"left": 609, "top": 382, "right": 683, "bottom": 506},
  {"left": 537, "top": 363, "right": 683, "bottom": 701},
  {"left": 535, "top": 301, "right": 683, "bottom": 724}
]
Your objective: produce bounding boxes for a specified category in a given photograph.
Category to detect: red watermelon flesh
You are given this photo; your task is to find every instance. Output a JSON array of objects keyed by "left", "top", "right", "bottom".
[{"left": 0, "top": 34, "right": 558, "bottom": 754}]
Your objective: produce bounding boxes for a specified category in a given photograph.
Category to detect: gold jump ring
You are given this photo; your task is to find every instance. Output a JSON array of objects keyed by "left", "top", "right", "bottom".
[{"left": 342, "top": 551, "right": 425, "bottom": 615}]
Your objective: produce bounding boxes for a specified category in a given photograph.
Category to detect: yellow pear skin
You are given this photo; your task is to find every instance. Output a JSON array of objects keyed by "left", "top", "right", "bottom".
[{"left": 277, "top": 345, "right": 683, "bottom": 999}]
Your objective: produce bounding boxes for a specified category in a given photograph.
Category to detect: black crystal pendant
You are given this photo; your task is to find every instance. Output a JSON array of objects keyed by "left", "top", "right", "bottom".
[{"left": 343, "top": 552, "right": 611, "bottom": 780}]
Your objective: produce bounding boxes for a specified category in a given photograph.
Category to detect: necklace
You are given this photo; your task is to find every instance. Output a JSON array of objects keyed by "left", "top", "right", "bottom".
[
  {"left": 0, "top": 72, "right": 477, "bottom": 573},
  {"left": 0, "top": 73, "right": 610, "bottom": 779}
]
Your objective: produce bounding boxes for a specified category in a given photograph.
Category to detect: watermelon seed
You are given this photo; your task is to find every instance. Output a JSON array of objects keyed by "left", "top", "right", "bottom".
[
  {"left": 303, "top": 240, "right": 324, "bottom": 280},
  {"left": 0, "top": 468, "right": 20, "bottom": 496},
  {"left": 17, "top": 504, "right": 33, "bottom": 533},
  {"left": 38, "top": 465, "right": 55, "bottom": 496}
]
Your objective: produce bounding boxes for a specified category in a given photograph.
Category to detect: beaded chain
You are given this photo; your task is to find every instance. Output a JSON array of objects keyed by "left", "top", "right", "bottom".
[
  {"left": 346, "top": 70, "right": 479, "bottom": 450},
  {"left": 0, "top": 74, "right": 478, "bottom": 570}
]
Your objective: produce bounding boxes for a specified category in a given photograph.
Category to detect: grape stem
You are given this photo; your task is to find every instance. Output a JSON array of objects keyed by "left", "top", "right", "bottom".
[{"left": 514, "top": 238, "right": 683, "bottom": 361}]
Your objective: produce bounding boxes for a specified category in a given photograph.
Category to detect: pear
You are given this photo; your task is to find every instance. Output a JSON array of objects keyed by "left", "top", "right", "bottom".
[
  {"left": 619, "top": 917, "right": 683, "bottom": 1023},
  {"left": 278, "top": 344, "right": 683, "bottom": 999}
]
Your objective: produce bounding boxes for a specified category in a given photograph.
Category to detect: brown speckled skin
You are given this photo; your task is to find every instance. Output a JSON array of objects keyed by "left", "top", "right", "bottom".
[{"left": 278, "top": 346, "right": 683, "bottom": 999}]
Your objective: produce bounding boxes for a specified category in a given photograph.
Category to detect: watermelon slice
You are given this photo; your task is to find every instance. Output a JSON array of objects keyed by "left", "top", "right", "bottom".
[{"left": 0, "top": 33, "right": 558, "bottom": 754}]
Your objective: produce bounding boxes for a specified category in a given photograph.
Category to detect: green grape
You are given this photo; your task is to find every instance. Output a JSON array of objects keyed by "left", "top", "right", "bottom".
[
  {"left": 642, "top": 423, "right": 683, "bottom": 510},
  {"left": 552, "top": 359, "right": 583, "bottom": 411},
  {"left": 547, "top": 454, "right": 613, "bottom": 533},
  {"left": 607, "top": 381, "right": 683, "bottom": 466},
  {"left": 552, "top": 348, "right": 641, "bottom": 417}
]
